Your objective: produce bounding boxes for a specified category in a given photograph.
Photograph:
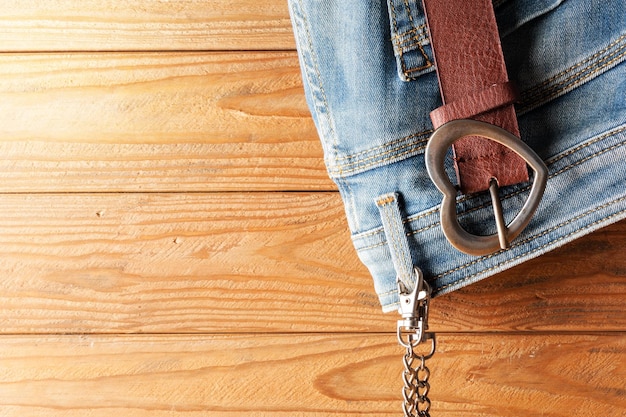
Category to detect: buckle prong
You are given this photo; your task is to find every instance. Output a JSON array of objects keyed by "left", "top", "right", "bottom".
[{"left": 489, "top": 177, "right": 509, "bottom": 250}]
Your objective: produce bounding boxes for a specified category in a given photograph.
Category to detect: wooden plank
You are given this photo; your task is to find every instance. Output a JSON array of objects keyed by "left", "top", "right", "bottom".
[
  {"left": 0, "top": 192, "right": 625, "bottom": 334},
  {"left": 0, "top": 52, "right": 331, "bottom": 192},
  {"left": 0, "top": 333, "right": 623, "bottom": 416},
  {"left": 0, "top": 0, "right": 294, "bottom": 52}
]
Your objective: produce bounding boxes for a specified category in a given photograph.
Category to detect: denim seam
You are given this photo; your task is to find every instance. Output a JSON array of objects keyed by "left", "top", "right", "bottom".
[
  {"left": 396, "top": 38, "right": 428, "bottom": 51},
  {"left": 295, "top": 0, "right": 340, "bottom": 164},
  {"left": 328, "top": 134, "right": 431, "bottom": 177},
  {"left": 380, "top": 195, "right": 626, "bottom": 301},
  {"left": 522, "top": 34, "right": 626, "bottom": 99},
  {"left": 333, "top": 130, "right": 432, "bottom": 162},
  {"left": 358, "top": 222, "right": 440, "bottom": 253},
  {"left": 294, "top": 0, "right": 359, "bottom": 229},
  {"left": 400, "top": 0, "right": 431, "bottom": 76},
  {"left": 393, "top": 25, "right": 428, "bottom": 47},
  {"left": 356, "top": 206, "right": 437, "bottom": 241},
  {"left": 330, "top": 143, "right": 427, "bottom": 176},
  {"left": 521, "top": 49, "right": 626, "bottom": 111},
  {"left": 547, "top": 126, "right": 626, "bottom": 165},
  {"left": 519, "top": 35, "right": 626, "bottom": 112},
  {"left": 354, "top": 126, "right": 626, "bottom": 251},
  {"left": 434, "top": 196, "right": 626, "bottom": 290}
]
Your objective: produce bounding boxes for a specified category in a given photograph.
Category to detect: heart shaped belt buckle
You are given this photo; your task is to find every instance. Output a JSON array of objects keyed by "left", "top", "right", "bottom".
[{"left": 425, "top": 119, "right": 548, "bottom": 256}]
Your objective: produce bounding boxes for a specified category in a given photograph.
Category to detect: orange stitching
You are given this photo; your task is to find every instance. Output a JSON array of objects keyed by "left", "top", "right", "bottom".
[
  {"left": 333, "top": 130, "right": 431, "bottom": 162},
  {"left": 520, "top": 49, "right": 626, "bottom": 113},
  {"left": 391, "top": 24, "right": 428, "bottom": 42},
  {"left": 376, "top": 196, "right": 396, "bottom": 206},
  {"left": 523, "top": 34, "right": 626, "bottom": 98},
  {"left": 435, "top": 197, "right": 626, "bottom": 291},
  {"left": 328, "top": 142, "right": 427, "bottom": 176}
]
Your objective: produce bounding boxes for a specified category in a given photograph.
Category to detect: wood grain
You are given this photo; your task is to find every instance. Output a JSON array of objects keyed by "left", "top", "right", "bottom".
[
  {"left": 0, "top": 333, "right": 623, "bottom": 416},
  {"left": 0, "top": 52, "right": 330, "bottom": 192},
  {"left": 3, "top": 2, "right": 625, "bottom": 416},
  {"left": 0, "top": 192, "right": 624, "bottom": 334},
  {"left": 0, "top": 0, "right": 294, "bottom": 52}
]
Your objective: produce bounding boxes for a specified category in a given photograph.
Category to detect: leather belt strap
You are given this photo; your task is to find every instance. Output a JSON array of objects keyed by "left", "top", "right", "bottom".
[{"left": 421, "top": 0, "right": 529, "bottom": 194}]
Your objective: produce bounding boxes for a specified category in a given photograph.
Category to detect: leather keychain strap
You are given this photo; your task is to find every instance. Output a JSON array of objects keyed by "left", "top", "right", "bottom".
[{"left": 421, "top": 0, "right": 529, "bottom": 194}]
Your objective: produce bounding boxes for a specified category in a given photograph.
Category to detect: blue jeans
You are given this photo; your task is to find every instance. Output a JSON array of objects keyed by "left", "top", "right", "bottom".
[{"left": 289, "top": 0, "right": 626, "bottom": 312}]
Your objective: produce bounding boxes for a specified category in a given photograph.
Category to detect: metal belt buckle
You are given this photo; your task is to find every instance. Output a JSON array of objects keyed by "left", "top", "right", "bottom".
[{"left": 425, "top": 119, "right": 548, "bottom": 256}]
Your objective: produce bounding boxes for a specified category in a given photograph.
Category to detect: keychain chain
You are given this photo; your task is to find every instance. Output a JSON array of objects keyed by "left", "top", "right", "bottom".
[
  {"left": 402, "top": 343, "right": 432, "bottom": 417},
  {"left": 396, "top": 267, "right": 435, "bottom": 417}
]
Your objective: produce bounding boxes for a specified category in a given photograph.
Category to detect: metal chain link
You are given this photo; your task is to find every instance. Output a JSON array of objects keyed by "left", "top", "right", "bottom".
[{"left": 401, "top": 342, "right": 432, "bottom": 417}]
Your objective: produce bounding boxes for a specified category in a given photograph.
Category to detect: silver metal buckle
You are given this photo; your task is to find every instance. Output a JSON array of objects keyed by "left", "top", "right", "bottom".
[{"left": 425, "top": 119, "right": 548, "bottom": 256}]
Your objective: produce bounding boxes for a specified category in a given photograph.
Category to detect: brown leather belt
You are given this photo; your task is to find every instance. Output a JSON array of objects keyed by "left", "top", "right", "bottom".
[
  {"left": 422, "top": 0, "right": 528, "bottom": 195},
  {"left": 421, "top": 0, "right": 548, "bottom": 255}
]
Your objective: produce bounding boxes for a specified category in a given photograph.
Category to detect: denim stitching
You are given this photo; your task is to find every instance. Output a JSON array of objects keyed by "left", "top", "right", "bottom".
[
  {"left": 547, "top": 126, "right": 626, "bottom": 166},
  {"left": 358, "top": 222, "right": 439, "bottom": 252},
  {"left": 522, "top": 52, "right": 626, "bottom": 113},
  {"left": 294, "top": 0, "right": 358, "bottom": 228},
  {"left": 355, "top": 127, "right": 626, "bottom": 251},
  {"left": 435, "top": 197, "right": 626, "bottom": 291},
  {"left": 521, "top": 48, "right": 626, "bottom": 109},
  {"left": 404, "top": 45, "right": 433, "bottom": 75},
  {"left": 400, "top": 0, "right": 433, "bottom": 76},
  {"left": 389, "top": 0, "right": 400, "bottom": 44},
  {"left": 384, "top": 197, "right": 626, "bottom": 304},
  {"left": 333, "top": 130, "right": 432, "bottom": 162},
  {"left": 295, "top": 0, "right": 339, "bottom": 162},
  {"left": 330, "top": 139, "right": 428, "bottom": 172},
  {"left": 392, "top": 24, "right": 428, "bottom": 46},
  {"left": 328, "top": 142, "right": 428, "bottom": 177},
  {"left": 388, "top": 0, "right": 432, "bottom": 80},
  {"left": 522, "top": 34, "right": 626, "bottom": 99},
  {"left": 396, "top": 37, "right": 428, "bottom": 51},
  {"left": 388, "top": 0, "right": 408, "bottom": 73},
  {"left": 392, "top": 24, "right": 426, "bottom": 43},
  {"left": 519, "top": 37, "right": 626, "bottom": 112}
]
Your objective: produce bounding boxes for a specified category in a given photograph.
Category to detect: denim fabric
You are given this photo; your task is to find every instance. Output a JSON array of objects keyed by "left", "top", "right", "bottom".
[{"left": 289, "top": 0, "right": 626, "bottom": 312}]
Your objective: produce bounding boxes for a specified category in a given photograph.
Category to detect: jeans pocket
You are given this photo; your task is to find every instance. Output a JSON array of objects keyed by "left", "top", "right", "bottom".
[{"left": 386, "top": 0, "right": 435, "bottom": 81}]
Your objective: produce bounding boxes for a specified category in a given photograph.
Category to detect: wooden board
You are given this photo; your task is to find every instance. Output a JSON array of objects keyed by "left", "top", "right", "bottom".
[
  {"left": 0, "top": 0, "right": 295, "bottom": 51},
  {"left": 0, "top": 52, "right": 329, "bottom": 192},
  {"left": 0, "top": 333, "right": 623, "bottom": 416},
  {"left": 1, "top": 1, "right": 625, "bottom": 415},
  {"left": 1, "top": 192, "right": 624, "bottom": 334}
]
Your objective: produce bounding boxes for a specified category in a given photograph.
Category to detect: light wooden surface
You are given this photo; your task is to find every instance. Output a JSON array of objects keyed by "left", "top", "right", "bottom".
[
  {"left": 0, "top": 193, "right": 625, "bottom": 335},
  {"left": 0, "top": 2, "right": 624, "bottom": 416},
  {"left": 0, "top": 52, "right": 326, "bottom": 192},
  {"left": 0, "top": 0, "right": 295, "bottom": 51},
  {"left": 0, "top": 334, "right": 623, "bottom": 416}
]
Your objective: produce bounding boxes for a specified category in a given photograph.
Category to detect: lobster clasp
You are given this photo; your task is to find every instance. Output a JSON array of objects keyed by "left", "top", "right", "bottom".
[{"left": 397, "top": 268, "right": 432, "bottom": 349}]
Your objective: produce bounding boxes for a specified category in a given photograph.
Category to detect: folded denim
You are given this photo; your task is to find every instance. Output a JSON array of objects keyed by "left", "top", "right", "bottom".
[{"left": 289, "top": 0, "right": 626, "bottom": 312}]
